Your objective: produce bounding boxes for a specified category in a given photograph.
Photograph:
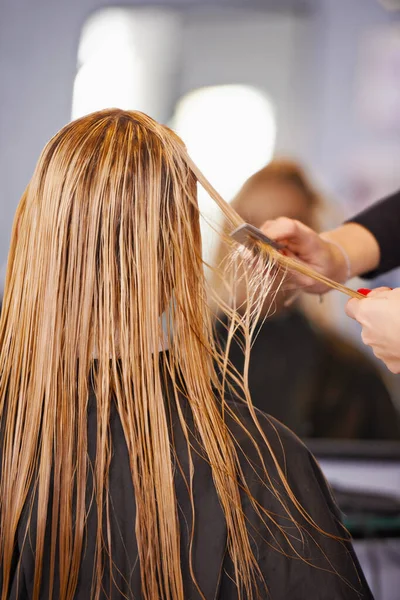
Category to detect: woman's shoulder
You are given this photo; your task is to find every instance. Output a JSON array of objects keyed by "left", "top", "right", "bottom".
[
  {"left": 222, "top": 401, "right": 373, "bottom": 598},
  {"left": 224, "top": 400, "right": 340, "bottom": 520}
]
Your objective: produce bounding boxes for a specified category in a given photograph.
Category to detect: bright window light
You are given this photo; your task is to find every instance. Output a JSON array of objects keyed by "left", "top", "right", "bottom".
[
  {"left": 172, "top": 85, "right": 276, "bottom": 263},
  {"left": 173, "top": 85, "right": 276, "bottom": 201},
  {"left": 72, "top": 7, "right": 181, "bottom": 120}
]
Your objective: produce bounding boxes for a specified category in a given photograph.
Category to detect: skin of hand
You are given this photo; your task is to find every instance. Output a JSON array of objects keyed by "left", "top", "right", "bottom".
[
  {"left": 261, "top": 218, "right": 380, "bottom": 294},
  {"left": 346, "top": 287, "right": 400, "bottom": 373},
  {"left": 260, "top": 218, "right": 347, "bottom": 294}
]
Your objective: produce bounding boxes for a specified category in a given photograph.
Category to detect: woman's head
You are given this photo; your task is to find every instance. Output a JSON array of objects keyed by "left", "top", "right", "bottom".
[
  {"left": 231, "top": 159, "right": 322, "bottom": 231},
  {"left": 5, "top": 109, "right": 203, "bottom": 359}
]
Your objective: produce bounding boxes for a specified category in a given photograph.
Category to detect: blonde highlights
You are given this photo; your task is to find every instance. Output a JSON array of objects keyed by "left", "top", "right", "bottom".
[{"left": 0, "top": 109, "right": 344, "bottom": 600}]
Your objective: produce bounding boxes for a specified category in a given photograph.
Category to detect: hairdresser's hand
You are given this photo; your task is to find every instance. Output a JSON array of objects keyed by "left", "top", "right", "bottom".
[
  {"left": 260, "top": 218, "right": 346, "bottom": 294},
  {"left": 346, "top": 287, "right": 400, "bottom": 373}
]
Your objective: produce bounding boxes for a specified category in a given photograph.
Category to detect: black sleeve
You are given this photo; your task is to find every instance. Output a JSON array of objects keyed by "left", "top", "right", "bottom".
[
  {"left": 347, "top": 190, "right": 400, "bottom": 278},
  {"left": 219, "top": 410, "right": 374, "bottom": 599}
]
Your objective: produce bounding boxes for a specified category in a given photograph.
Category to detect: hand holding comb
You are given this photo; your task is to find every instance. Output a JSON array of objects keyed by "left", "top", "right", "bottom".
[
  {"left": 230, "top": 223, "right": 364, "bottom": 300},
  {"left": 182, "top": 154, "right": 363, "bottom": 299}
]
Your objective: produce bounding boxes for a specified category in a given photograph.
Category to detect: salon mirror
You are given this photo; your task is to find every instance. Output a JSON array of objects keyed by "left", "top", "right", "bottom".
[{"left": 2, "top": 0, "right": 400, "bottom": 445}]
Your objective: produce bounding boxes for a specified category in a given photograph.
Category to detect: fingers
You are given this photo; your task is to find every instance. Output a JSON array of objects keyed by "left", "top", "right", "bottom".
[
  {"left": 345, "top": 298, "right": 359, "bottom": 320},
  {"left": 364, "top": 286, "right": 392, "bottom": 298},
  {"left": 261, "top": 217, "right": 329, "bottom": 261},
  {"left": 261, "top": 218, "right": 307, "bottom": 245},
  {"left": 260, "top": 217, "right": 346, "bottom": 294},
  {"left": 347, "top": 288, "right": 392, "bottom": 319},
  {"left": 346, "top": 289, "right": 389, "bottom": 320},
  {"left": 345, "top": 288, "right": 400, "bottom": 373},
  {"left": 385, "top": 361, "right": 400, "bottom": 374}
]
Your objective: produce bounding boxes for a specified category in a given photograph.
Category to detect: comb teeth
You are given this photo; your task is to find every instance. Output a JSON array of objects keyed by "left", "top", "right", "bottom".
[
  {"left": 229, "top": 224, "right": 364, "bottom": 300},
  {"left": 230, "top": 223, "right": 284, "bottom": 251}
]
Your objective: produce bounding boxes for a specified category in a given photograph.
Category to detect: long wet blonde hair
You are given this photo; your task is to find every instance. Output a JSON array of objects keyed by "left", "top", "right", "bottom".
[{"left": 0, "top": 109, "right": 339, "bottom": 600}]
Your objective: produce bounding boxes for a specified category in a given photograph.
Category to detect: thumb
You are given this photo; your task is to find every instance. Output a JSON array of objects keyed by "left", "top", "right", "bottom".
[{"left": 345, "top": 298, "right": 361, "bottom": 320}]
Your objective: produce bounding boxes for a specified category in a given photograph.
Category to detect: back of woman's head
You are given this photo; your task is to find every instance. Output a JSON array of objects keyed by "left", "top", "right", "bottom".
[
  {"left": 3, "top": 109, "right": 201, "bottom": 360},
  {"left": 0, "top": 111, "right": 340, "bottom": 600}
]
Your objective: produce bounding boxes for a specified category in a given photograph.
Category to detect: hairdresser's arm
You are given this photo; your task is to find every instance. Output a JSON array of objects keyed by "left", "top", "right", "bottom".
[
  {"left": 261, "top": 189, "right": 400, "bottom": 293},
  {"left": 350, "top": 190, "right": 400, "bottom": 277}
]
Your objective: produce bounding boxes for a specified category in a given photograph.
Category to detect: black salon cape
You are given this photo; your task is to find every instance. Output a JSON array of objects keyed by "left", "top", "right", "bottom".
[{"left": 2, "top": 374, "right": 373, "bottom": 599}]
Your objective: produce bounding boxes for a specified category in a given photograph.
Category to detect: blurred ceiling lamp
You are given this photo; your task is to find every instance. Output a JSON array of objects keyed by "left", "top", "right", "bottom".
[
  {"left": 72, "top": 7, "right": 181, "bottom": 120},
  {"left": 172, "top": 85, "right": 276, "bottom": 264},
  {"left": 172, "top": 85, "right": 276, "bottom": 203}
]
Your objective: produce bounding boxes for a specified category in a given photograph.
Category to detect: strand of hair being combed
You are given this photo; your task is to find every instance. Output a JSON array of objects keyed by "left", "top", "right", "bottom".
[{"left": 183, "top": 155, "right": 363, "bottom": 300}]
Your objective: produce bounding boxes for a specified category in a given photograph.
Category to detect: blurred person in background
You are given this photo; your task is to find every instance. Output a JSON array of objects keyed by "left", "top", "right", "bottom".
[
  {"left": 214, "top": 160, "right": 400, "bottom": 440},
  {"left": 261, "top": 189, "right": 400, "bottom": 375}
]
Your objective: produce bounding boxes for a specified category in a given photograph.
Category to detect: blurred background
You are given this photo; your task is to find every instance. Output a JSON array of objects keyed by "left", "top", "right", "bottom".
[{"left": 1, "top": 0, "right": 400, "bottom": 596}]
